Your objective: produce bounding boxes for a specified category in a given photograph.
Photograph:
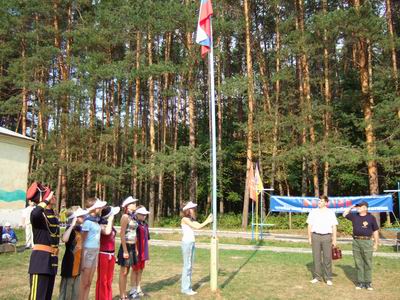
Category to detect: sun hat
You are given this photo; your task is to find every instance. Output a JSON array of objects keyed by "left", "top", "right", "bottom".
[
  {"left": 69, "top": 208, "right": 88, "bottom": 219},
  {"left": 4, "top": 222, "right": 11, "bottom": 227},
  {"left": 136, "top": 207, "right": 150, "bottom": 215},
  {"left": 182, "top": 201, "right": 197, "bottom": 211},
  {"left": 121, "top": 196, "right": 139, "bottom": 208},
  {"left": 87, "top": 198, "right": 107, "bottom": 211},
  {"left": 101, "top": 206, "right": 121, "bottom": 219}
]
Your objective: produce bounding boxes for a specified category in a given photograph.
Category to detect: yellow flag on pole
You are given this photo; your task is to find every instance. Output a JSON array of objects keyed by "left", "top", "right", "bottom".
[{"left": 255, "top": 164, "right": 264, "bottom": 197}]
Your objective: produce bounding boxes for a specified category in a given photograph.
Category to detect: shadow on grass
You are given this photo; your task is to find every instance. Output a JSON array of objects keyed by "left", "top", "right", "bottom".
[
  {"left": 112, "top": 274, "right": 181, "bottom": 299},
  {"left": 306, "top": 262, "right": 313, "bottom": 278},
  {"left": 142, "top": 274, "right": 181, "bottom": 293},
  {"left": 220, "top": 249, "right": 258, "bottom": 289},
  {"left": 193, "top": 274, "right": 210, "bottom": 290},
  {"left": 306, "top": 261, "right": 339, "bottom": 280},
  {"left": 337, "top": 264, "right": 357, "bottom": 284}
]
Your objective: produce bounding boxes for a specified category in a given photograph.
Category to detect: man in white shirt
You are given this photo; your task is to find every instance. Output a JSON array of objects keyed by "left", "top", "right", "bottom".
[
  {"left": 306, "top": 195, "right": 338, "bottom": 286},
  {"left": 21, "top": 200, "right": 36, "bottom": 249}
]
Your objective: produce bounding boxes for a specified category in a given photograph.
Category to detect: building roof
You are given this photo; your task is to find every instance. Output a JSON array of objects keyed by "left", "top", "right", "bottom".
[{"left": 0, "top": 126, "right": 36, "bottom": 144}]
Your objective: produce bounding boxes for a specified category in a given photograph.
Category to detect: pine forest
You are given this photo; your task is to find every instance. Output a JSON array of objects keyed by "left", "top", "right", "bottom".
[{"left": 0, "top": 0, "right": 399, "bottom": 226}]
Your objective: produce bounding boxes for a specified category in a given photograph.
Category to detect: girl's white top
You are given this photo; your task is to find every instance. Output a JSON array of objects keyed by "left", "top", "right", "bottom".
[{"left": 181, "top": 219, "right": 195, "bottom": 242}]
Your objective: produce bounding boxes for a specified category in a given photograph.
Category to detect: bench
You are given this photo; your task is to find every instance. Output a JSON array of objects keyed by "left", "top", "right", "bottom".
[{"left": 0, "top": 243, "right": 17, "bottom": 254}]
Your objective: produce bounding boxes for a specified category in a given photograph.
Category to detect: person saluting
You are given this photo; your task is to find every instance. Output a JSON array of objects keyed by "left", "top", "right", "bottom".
[
  {"left": 343, "top": 201, "right": 379, "bottom": 291},
  {"left": 28, "top": 189, "right": 60, "bottom": 300}
]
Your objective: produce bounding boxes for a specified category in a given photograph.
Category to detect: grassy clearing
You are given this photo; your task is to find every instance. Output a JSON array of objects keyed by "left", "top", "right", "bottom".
[
  {"left": 0, "top": 243, "right": 399, "bottom": 300},
  {"left": 150, "top": 233, "right": 398, "bottom": 253}
]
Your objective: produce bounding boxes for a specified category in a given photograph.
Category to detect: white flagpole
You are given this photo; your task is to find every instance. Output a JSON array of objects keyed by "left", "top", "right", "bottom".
[{"left": 209, "top": 16, "right": 218, "bottom": 292}]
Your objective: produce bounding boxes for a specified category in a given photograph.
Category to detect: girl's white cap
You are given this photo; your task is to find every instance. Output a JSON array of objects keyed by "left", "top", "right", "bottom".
[
  {"left": 122, "top": 196, "right": 138, "bottom": 208},
  {"left": 87, "top": 198, "right": 107, "bottom": 211},
  {"left": 101, "top": 206, "right": 121, "bottom": 219},
  {"left": 136, "top": 207, "right": 150, "bottom": 215},
  {"left": 69, "top": 207, "right": 88, "bottom": 219},
  {"left": 182, "top": 201, "right": 197, "bottom": 211}
]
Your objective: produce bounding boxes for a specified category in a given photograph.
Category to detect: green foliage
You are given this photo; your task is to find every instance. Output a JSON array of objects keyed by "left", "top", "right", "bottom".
[
  {"left": 0, "top": 0, "right": 399, "bottom": 219},
  {"left": 156, "top": 215, "right": 181, "bottom": 228},
  {"left": 337, "top": 216, "right": 354, "bottom": 235},
  {"left": 217, "top": 213, "right": 242, "bottom": 229}
]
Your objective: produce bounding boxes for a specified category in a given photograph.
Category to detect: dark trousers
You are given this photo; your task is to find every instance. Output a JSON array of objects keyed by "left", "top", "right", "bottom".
[
  {"left": 29, "top": 274, "right": 55, "bottom": 300},
  {"left": 311, "top": 233, "right": 333, "bottom": 281}
]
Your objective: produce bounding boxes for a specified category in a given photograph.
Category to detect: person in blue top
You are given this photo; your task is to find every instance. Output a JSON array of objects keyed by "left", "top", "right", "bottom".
[
  {"left": 2, "top": 222, "right": 17, "bottom": 244},
  {"left": 79, "top": 197, "right": 106, "bottom": 300}
]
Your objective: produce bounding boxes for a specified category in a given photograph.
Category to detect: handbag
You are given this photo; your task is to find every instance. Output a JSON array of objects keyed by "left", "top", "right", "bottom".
[{"left": 332, "top": 245, "right": 342, "bottom": 260}]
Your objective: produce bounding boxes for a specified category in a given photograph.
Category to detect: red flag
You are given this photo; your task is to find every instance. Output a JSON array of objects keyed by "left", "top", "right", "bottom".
[{"left": 195, "top": 0, "right": 213, "bottom": 58}]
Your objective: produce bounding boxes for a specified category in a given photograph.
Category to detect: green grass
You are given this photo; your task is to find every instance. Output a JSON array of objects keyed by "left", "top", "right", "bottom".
[
  {"left": 0, "top": 243, "right": 399, "bottom": 300},
  {"left": 150, "top": 233, "right": 398, "bottom": 253}
]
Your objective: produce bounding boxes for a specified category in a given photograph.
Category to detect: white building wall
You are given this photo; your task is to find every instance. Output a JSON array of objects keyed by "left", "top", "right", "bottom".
[{"left": 0, "top": 132, "right": 34, "bottom": 227}]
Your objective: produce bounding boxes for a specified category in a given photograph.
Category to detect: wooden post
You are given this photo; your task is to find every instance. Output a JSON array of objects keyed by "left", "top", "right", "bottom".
[{"left": 210, "top": 236, "right": 218, "bottom": 291}]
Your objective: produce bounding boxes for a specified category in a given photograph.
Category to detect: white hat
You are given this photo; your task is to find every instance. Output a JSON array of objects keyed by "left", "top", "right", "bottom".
[
  {"left": 4, "top": 222, "right": 11, "bottom": 227},
  {"left": 182, "top": 201, "right": 197, "bottom": 211},
  {"left": 136, "top": 207, "right": 150, "bottom": 215},
  {"left": 69, "top": 208, "right": 88, "bottom": 219},
  {"left": 87, "top": 198, "right": 107, "bottom": 211},
  {"left": 122, "top": 196, "right": 138, "bottom": 208},
  {"left": 101, "top": 206, "right": 121, "bottom": 218}
]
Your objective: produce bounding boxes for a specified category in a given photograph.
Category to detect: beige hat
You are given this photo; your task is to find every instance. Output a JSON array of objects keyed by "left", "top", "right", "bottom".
[
  {"left": 182, "top": 201, "right": 197, "bottom": 211},
  {"left": 122, "top": 196, "right": 138, "bottom": 208},
  {"left": 69, "top": 208, "right": 88, "bottom": 219},
  {"left": 136, "top": 207, "right": 150, "bottom": 215},
  {"left": 87, "top": 198, "right": 107, "bottom": 211},
  {"left": 101, "top": 206, "right": 121, "bottom": 218}
]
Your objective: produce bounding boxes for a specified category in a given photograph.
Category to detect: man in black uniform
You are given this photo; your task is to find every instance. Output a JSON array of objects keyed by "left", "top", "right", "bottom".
[
  {"left": 29, "top": 190, "right": 60, "bottom": 300},
  {"left": 343, "top": 201, "right": 379, "bottom": 291}
]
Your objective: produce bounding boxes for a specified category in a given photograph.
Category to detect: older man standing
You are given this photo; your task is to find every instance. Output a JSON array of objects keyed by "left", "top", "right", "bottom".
[
  {"left": 343, "top": 201, "right": 379, "bottom": 291},
  {"left": 307, "top": 195, "right": 338, "bottom": 286}
]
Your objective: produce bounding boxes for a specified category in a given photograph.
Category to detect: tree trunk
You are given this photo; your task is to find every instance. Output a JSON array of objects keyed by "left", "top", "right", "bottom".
[
  {"left": 113, "top": 80, "right": 121, "bottom": 203},
  {"left": 53, "top": 0, "right": 71, "bottom": 209},
  {"left": 147, "top": 31, "right": 156, "bottom": 226},
  {"left": 157, "top": 31, "right": 172, "bottom": 220},
  {"left": 322, "top": 0, "right": 332, "bottom": 196},
  {"left": 297, "top": 0, "right": 319, "bottom": 197},
  {"left": 255, "top": 41, "right": 271, "bottom": 115},
  {"left": 270, "top": 4, "right": 281, "bottom": 193},
  {"left": 186, "top": 32, "right": 197, "bottom": 203},
  {"left": 354, "top": 0, "right": 380, "bottom": 224},
  {"left": 21, "top": 38, "right": 27, "bottom": 136},
  {"left": 132, "top": 32, "right": 141, "bottom": 197},
  {"left": 86, "top": 84, "right": 97, "bottom": 197},
  {"left": 242, "top": 0, "right": 255, "bottom": 229},
  {"left": 295, "top": 3, "right": 308, "bottom": 197},
  {"left": 385, "top": 0, "right": 400, "bottom": 118},
  {"left": 216, "top": 37, "right": 224, "bottom": 214},
  {"left": 173, "top": 78, "right": 183, "bottom": 215}
]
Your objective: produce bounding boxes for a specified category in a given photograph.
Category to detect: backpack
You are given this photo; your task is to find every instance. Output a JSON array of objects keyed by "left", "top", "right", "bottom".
[{"left": 26, "top": 182, "right": 51, "bottom": 203}]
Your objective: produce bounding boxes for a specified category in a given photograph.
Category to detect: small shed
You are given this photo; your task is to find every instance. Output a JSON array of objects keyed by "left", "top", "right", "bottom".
[{"left": 0, "top": 127, "right": 35, "bottom": 226}]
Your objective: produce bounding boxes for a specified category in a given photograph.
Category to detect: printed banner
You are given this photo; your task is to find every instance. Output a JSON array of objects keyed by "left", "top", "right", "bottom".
[{"left": 269, "top": 195, "right": 393, "bottom": 213}]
